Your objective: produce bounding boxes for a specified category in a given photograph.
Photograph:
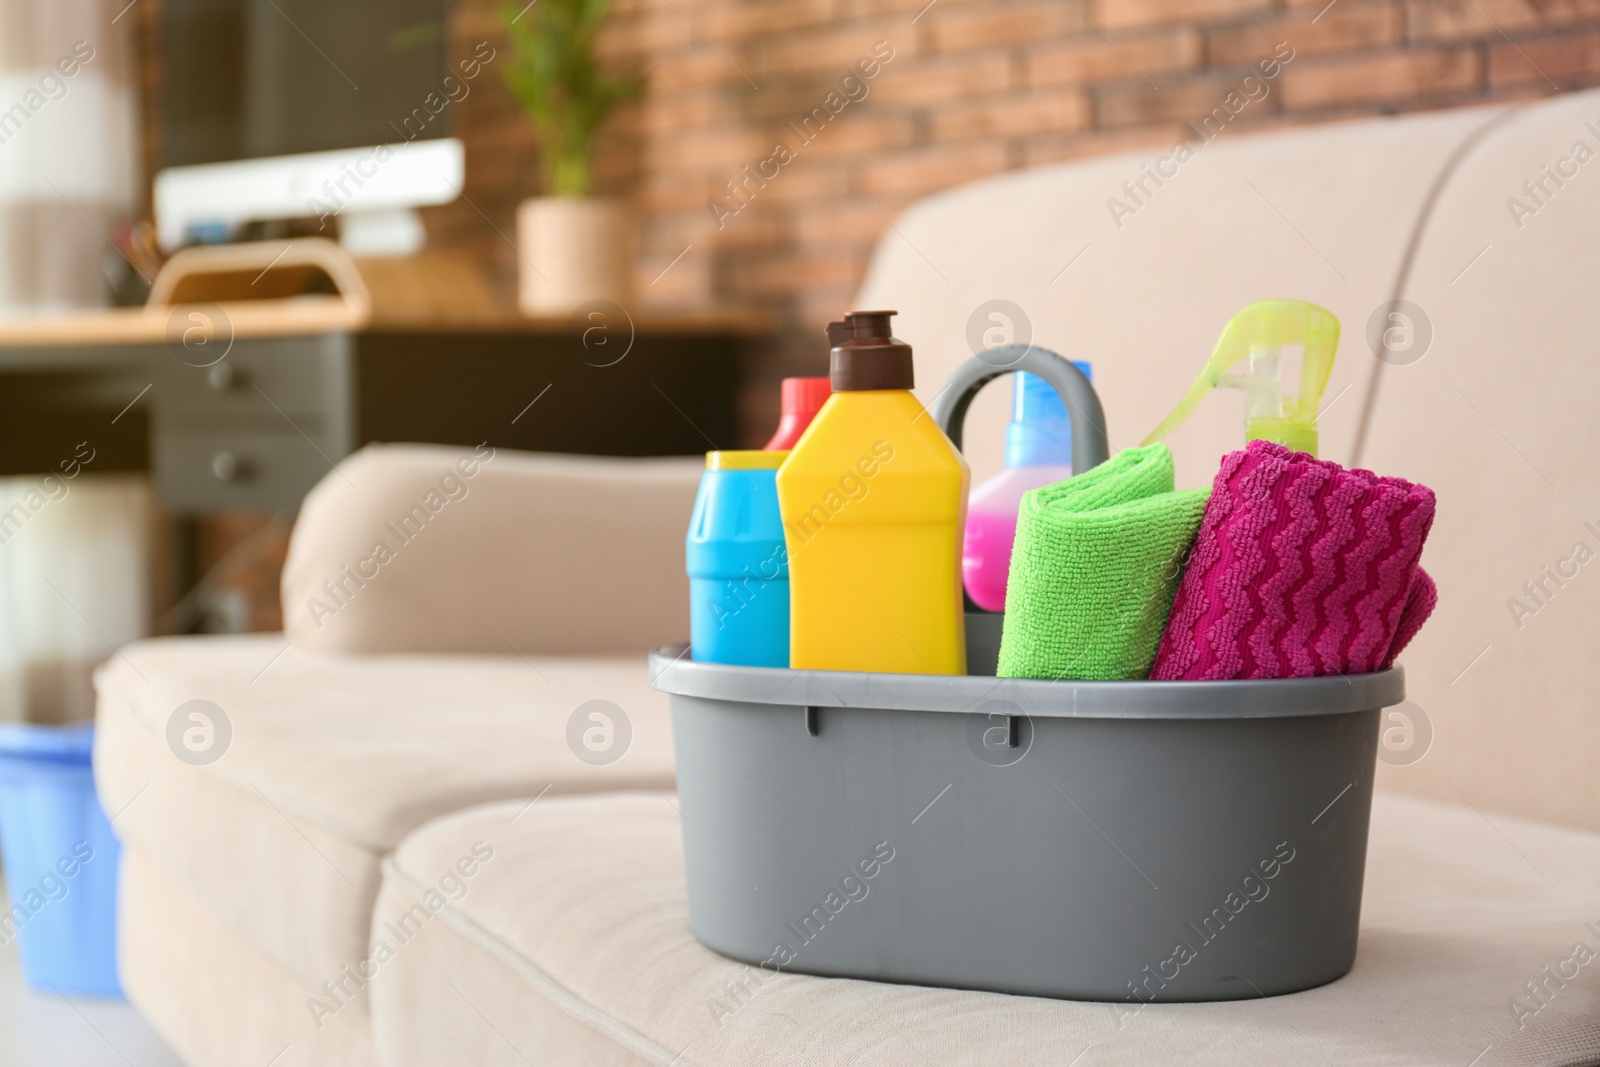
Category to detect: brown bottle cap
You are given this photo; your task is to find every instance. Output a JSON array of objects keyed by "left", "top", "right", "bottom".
[{"left": 827, "top": 310, "right": 914, "bottom": 391}]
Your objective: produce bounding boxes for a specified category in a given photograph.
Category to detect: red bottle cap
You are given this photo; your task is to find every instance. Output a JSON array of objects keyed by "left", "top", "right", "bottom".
[{"left": 764, "top": 376, "right": 832, "bottom": 450}]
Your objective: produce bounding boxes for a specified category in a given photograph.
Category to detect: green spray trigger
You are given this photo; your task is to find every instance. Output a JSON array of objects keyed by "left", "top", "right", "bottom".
[{"left": 1142, "top": 299, "right": 1340, "bottom": 458}]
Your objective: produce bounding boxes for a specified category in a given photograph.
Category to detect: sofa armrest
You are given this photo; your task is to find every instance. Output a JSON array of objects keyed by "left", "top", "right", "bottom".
[{"left": 281, "top": 444, "right": 701, "bottom": 655}]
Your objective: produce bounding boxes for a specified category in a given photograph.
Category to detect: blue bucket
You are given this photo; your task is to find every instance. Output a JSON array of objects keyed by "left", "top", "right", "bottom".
[{"left": 0, "top": 722, "right": 122, "bottom": 998}]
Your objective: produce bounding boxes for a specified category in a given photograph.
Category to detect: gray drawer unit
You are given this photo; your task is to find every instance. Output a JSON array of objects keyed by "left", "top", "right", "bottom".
[
  {"left": 152, "top": 425, "right": 351, "bottom": 513},
  {"left": 149, "top": 333, "right": 352, "bottom": 418},
  {"left": 148, "top": 333, "right": 356, "bottom": 512}
]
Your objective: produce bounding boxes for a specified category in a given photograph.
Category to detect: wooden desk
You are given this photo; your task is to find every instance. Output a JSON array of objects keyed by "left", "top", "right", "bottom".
[{"left": 0, "top": 298, "right": 765, "bottom": 514}]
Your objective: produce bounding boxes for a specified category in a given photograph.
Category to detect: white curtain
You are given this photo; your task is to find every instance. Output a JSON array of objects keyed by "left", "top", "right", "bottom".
[
  {"left": 0, "top": 0, "right": 140, "bottom": 316},
  {"left": 0, "top": 477, "right": 151, "bottom": 724},
  {"left": 0, "top": 0, "right": 148, "bottom": 724}
]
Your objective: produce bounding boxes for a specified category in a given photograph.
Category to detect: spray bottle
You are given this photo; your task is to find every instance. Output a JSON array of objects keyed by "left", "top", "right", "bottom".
[{"left": 1143, "top": 299, "right": 1339, "bottom": 457}]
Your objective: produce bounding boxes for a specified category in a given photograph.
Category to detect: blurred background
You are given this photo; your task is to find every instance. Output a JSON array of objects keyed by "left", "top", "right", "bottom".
[
  {"left": 2, "top": 0, "right": 1599, "bottom": 720},
  {"left": 119, "top": 0, "right": 1600, "bottom": 435}
]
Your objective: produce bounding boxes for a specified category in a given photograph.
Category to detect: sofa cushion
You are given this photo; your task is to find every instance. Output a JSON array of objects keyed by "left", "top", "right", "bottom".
[
  {"left": 370, "top": 791, "right": 1600, "bottom": 1065},
  {"left": 120, "top": 844, "right": 380, "bottom": 1067},
  {"left": 94, "top": 633, "right": 674, "bottom": 1008},
  {"left": 280, "top": 444, "right": 702, "bottom": 656}
]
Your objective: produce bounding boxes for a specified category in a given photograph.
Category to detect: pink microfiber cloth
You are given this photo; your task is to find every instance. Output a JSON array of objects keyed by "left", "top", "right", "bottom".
[{"left": 1151, "top": 440, "right": 1437, "bottom": 681}]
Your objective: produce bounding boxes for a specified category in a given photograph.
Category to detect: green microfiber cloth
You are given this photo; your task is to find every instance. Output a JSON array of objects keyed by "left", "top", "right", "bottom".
[{"left": 997, "top": 443, "right": 1210, "bottom": 681}]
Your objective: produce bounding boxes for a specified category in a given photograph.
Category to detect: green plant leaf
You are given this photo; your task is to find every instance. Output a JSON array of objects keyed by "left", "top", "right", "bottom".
[{"left": 500, "top": 0, "right": 639, "bottom": 196}]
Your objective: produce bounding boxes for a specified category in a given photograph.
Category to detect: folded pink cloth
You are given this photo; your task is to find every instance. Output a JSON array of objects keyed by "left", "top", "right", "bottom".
[{"left": 1151, "top": 441, "right": 1437, "bottom": 681}]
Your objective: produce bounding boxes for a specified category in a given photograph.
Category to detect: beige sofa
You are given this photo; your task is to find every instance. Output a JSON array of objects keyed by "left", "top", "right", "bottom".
[
  {"left": 95, "top": 446, "right": 703, "bottom": 1066},
  {"left": 100, "top": 86, "right": 1600, "bottom": 1065}
]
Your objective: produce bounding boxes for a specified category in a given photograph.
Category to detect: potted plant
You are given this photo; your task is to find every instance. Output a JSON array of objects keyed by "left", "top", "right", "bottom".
[{"left": 503, "top": 0, "right": 639, "bottom": 314}]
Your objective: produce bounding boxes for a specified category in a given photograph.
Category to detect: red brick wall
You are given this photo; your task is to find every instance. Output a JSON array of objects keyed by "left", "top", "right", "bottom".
[
  {"left": 138, "top": 0, "right": 1600, "bottom": 443},
  {"left": 430, "top": 0, "right": 1600, "bottom": 443}
]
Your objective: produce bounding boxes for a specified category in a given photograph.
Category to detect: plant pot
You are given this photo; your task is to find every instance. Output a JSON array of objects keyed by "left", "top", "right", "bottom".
[{"left": 516, "top": 197, "right": 635, "bottom": 315}]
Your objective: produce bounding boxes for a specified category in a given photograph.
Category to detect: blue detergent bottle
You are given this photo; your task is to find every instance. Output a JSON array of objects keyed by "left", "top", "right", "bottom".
[{"left": 686, "top": 450, "right": 790, "bottom": 667}]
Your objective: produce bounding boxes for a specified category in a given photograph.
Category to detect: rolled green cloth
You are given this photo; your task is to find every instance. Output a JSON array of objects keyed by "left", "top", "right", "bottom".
[{"left": 997, "top": 443, "right": 1210, "bottom": 681}]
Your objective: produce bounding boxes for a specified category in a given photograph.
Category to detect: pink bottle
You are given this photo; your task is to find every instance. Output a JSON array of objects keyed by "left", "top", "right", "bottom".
[{"left": 962, "top": 365, "right": 1093, "bottom": 612}]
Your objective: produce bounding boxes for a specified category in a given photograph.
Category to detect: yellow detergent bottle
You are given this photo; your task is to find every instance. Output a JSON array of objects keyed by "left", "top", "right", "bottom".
[{"left": 777, "top": 310, "right": 969, "bottom": 675}]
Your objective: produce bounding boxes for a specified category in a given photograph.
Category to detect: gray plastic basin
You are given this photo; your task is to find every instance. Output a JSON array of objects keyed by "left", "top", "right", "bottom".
[{"left": 649, "top": 639, "right": 1402, "bottom": 1002}]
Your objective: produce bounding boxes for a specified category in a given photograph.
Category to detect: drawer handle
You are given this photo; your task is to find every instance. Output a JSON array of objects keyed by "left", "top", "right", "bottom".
[
  {"left": 211, "top": 450, "right": 250, "bottom": 483},
  {"left": 207, "top": 362, "right": 239, "bottom": 392}
]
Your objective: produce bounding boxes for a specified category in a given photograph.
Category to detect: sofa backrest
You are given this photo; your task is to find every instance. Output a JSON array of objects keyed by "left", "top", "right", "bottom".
[
  {"left": 281, "top": 444, "right": 701, "bottom": 656},
  {"left": 1359, "top": 89, "right": 1600, "bottom": 833},
  {"left": 857, "top": 88, "right": 1600, "bottom": 832},
  {"left": 855, "top": 103, "right": 1510, "bottom": 488}
]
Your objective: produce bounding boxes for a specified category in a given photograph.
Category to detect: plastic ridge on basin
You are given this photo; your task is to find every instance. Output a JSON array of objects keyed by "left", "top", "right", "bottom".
[{"left": 649, "top": 644, "right": 1404, "bottom": 720}]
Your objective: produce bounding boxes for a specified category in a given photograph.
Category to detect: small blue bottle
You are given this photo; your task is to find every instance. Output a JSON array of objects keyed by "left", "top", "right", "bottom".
[{"left": 686, "top": 450, "right": 790, "bottom": 667}]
